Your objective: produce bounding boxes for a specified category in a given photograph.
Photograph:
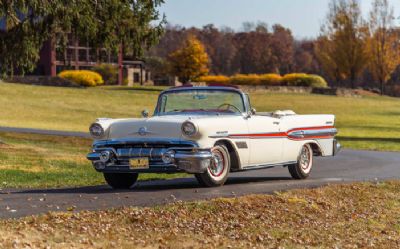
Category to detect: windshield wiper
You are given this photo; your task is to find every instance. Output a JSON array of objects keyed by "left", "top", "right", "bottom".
[{"left": 168, "top": 109, "right": 207, "bottom": 113}]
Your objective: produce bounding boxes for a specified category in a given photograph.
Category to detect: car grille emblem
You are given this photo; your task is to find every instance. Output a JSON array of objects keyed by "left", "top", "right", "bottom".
[{"left": 138, "top": 127, "right": 147, "bottom": 136}]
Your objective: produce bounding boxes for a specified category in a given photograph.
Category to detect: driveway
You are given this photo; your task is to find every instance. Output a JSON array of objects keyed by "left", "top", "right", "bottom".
[{"left": 1, "top": 149, "right": 399, "bottom": 219}]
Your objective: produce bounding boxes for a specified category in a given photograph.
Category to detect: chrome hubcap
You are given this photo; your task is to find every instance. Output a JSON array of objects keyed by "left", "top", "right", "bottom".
[
  {"left": 300, "top": 146, "right": 311, "bottom": 170},
  {"left": 209, "top": 150, "right": 225, "bottom": 177}
]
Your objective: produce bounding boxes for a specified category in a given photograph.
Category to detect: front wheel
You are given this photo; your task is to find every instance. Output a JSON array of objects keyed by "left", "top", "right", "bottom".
[
  {"left": 103, "top": 173, "right": 139, "bottom": 189},
  {"left": 288, "top": 144, "right": 313, "bottom": 179},
  {"left": 195, "top": 145, "right": 231, "bottom": 187}
]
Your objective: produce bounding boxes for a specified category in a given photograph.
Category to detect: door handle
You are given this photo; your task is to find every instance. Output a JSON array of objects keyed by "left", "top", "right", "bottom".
[{"left": 273, "top": 122, "right": 280, "bottom": 125}]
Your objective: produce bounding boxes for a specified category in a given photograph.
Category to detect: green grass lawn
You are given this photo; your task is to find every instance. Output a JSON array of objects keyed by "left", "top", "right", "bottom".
[
  {"left": 0, "top": 82, "right": 399, "bottom": 188},
  {"left": 0, "top": 82, "right": 399, "bottom": 151},
  {"left": 0, "top": 132, "right": 185, "bottom": 188},
  {"left": 0, "top": 83, "right": 163, "bottom": 131}
]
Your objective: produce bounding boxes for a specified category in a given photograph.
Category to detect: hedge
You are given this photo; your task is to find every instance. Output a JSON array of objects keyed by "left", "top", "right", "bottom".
[
  {"left": 281, "top": 73, "right": 328, "bottom": 88},
  {"left": 197, "top": 75, "right": 230, "bottom": 84},
  {"left": 259, "top": 74, "right": 283, "bottom": 86},
  {"left": 58, "top": 70, "right": 104, "bottom": 87},
  {"left": 230, "top": 74, "right": 262, "bottom": 85},
  {"left": 196, "top": 73, "right": 328, "bottom": 88}
]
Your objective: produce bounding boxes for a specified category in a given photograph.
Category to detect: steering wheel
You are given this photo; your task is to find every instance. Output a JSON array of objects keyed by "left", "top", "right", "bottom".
[{"left": 217, "top": 103, "right": 242, "bottom": 113}]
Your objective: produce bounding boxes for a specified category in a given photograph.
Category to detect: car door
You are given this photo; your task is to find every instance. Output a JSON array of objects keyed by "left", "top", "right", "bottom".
[{"left": 246, "top": 115, "right": 284, "bottom": 166}]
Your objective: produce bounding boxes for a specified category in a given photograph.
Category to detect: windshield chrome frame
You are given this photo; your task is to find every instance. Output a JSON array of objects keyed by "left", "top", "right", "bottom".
[{"left": 153, "top": 87, "right": 250, "bottom": 116}]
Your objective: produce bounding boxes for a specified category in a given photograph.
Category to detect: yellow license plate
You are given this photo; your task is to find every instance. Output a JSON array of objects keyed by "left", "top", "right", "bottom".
[{"left": 129, "top": 158, "right": 149, "bottom": 169}]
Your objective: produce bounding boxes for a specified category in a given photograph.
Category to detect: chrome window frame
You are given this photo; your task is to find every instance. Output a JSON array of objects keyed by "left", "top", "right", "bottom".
[{"left": 153, "top": 87, "right": 250, "bottom": 116}]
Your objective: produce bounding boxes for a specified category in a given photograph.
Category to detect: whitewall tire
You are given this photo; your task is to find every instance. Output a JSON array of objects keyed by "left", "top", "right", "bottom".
[
  {"left": 195, "top": 145, "right": 231, "bottom": 187},
  {"left": 289, "top": 144, "right": 313, "bottom": 179}
]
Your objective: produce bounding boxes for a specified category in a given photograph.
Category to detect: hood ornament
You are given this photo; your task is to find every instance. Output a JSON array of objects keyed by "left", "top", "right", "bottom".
[{"left": 138, "top": 127, "right": 148, "bottom": 136}]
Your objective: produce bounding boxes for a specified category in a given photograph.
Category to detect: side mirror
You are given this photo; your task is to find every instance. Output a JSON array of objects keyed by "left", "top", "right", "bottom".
[
  {"left": 243, "top": 108, "right": 256, "bottom": 119},
  {"left": 141, "top": 110, "right": 149, "bottom": 118}
]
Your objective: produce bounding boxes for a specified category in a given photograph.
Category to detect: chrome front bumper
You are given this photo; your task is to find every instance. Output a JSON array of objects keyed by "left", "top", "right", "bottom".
[{"left": 87, "top": 139, "right": 212, "bottom": 174}]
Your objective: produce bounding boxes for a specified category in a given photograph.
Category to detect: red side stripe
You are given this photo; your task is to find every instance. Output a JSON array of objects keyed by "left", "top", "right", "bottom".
[
  {"left": 287, "top": 126, "right": 334, "bottom": 133},
  {"left": 229, "top": 126, "right": 335, "bottom": 139}
]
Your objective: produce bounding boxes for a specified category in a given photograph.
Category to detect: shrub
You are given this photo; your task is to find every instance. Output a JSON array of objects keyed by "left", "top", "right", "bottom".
[
  {"left": 259, "top": 74, "right": 282, "bottom": 86},
  {"left": 196, "top": 75, "right": 230, "bottom": 84},
  {"left": 282, "top": 73, "right": 328, "bottom": 88},
  {"left": 230, "top": 74, "right": 261, "bottom": 85},
  {"left": 58, "top": 70, "right": 104, "bottom": 87},
  {"left": 92, "top": 64, "right": 118, "bottom": 85},
  {"left": 281, "top": 73, "right": 308, "bottom": 86},
  {"left": 306, "top": 74, "right": 329, "bottom": 88},
  {"left": 196, "top": 73, "right": 328, "bottom": 88}
]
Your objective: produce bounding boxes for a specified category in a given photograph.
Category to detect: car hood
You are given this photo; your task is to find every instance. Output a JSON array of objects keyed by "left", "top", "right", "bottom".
[{"left": 103, "top": 114, "right": 222, "bottom": 140}]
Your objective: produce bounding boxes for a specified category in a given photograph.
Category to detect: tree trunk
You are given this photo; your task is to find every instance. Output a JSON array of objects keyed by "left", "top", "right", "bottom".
[
  {"left": 350, "top": 77, "right": 355, "bottom": 89},
  {"left": 181, "top": 77, "right": 189, "bottom": 84},
  {"left": 350, "top": 69, "right": 356, "bottom": 89}
]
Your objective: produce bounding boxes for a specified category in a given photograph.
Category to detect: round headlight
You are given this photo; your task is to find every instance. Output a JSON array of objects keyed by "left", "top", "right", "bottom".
[
  {"left": 162, "top": 150, "right": 175, "bottom": 164},
  {"left": 181, "top": 121, "right": 197, "bottom": 136},
  {"left": 99, "top": 151, "right": 111, "bottom": 163},
  {"left": 89, "top": 123, "right": 104, "bottom": 138}
]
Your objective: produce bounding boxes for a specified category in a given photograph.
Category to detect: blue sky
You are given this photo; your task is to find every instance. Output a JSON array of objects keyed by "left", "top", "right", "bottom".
[{"left": 158, "top": 0, "right": 400, "bottom": 39}]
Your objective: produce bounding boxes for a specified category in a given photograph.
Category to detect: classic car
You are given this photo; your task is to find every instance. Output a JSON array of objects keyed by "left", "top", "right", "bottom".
[{"left": 87, "top": 85, "right": 340, "bottom": 189}]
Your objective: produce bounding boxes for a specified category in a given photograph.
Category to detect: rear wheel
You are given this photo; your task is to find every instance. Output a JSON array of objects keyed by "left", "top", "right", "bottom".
[
  {"left": 289, "top": 144, "right": 313, "bottom": 179},
  {"left": 103, "top": 173, "right": 139, "bottom": 189},
  {"left": 195, "top": 145, "right": 230, "bottom": 187}
]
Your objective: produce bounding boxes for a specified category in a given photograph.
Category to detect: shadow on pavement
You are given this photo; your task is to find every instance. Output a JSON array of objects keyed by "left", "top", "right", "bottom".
[{"left": 7, "top": 176, "right": 292, "bottom": 195}]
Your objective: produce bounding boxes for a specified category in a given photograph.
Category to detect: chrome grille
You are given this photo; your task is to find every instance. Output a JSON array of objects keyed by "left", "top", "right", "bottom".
[
  {"left": 93, "top": 139, "right": 198, "bottom": 163},
  {"left": 116, "top": 147, "right": 169, "bottom": 161}
]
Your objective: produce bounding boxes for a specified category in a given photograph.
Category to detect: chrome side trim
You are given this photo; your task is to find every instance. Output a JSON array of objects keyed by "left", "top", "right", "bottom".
[
  {"left": 209, "top": 134, "right": 229, "bottom": 138},
  {"left": 231, "top": 136, "right": 286, "bottom": 139},
  {"left": 288, "top": 128, "right": 338, "bottom": 139},
  {"left": 209, "top": 128, "right": 338, "bottom": 140},
  {"left": 241, "top": 161, "right": 297, "bottom": 171},
  {"left": 209, "top": 131, "right": 286, "bottom": 139}
]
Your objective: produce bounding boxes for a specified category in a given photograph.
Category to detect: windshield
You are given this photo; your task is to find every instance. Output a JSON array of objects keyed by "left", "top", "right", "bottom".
[{"left": 156, "top": 89, "right": 246, "bottom": 115}]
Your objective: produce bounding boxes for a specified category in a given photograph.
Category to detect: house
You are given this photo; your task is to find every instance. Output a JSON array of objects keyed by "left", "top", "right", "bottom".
[
  {"left": 36, "top": 36, "right": 152, "bottom": 86},
  {"left": 1, "top": 18, "right": 151, "bottom": 86}
]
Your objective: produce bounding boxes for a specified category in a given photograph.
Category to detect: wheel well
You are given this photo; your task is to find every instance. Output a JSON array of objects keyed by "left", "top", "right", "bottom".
[
  {"left": 214, "top": 140, "right": 241, "bottom": 171},
  {"left": 308, "top": 142, "right": 323, "bottom": 156}
]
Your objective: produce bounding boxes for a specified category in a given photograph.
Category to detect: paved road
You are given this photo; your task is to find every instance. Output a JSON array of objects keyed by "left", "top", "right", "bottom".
[{"left": 1, "top": 149, "right": 399, "bottom": 219}]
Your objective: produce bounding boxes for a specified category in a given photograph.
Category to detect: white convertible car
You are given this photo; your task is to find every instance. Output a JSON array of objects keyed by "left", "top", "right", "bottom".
[{"left": 87, "top": 85, "right": 340, "bottom": 189}]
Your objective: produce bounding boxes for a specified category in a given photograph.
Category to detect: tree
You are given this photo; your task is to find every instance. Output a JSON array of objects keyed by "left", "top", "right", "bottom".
[
  {"left": 147, "top": 24, "right": 187, "bottom": 60},
  {"left": 0, "top": 0, "right": 165, "bottom": 77},
  {"left": 270, "top": 24, "right": 295, "bottom": 74},
  {"left": 367, "top": 0, "right": 400, "bottom": 94},
  {"left": 233, "top": 31, "right": 273, "bottom": 74},
  {"left": 293, "top": 40, "right": 321, "bottom": 74},
  {"left": 315, "top": 36, "right": 342, "bottom": 84},
  {"left": 151, "top": 23, "right": 317, "bottom": 78},
  {"left": 168, "top": 36, "right": 209, "bottom": 83},
  {"left": 197, "top": 24, "right": 237, "bottom": 75},
  {"left": 316, "top": 0, "right": 368, "bottom": 88}
]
